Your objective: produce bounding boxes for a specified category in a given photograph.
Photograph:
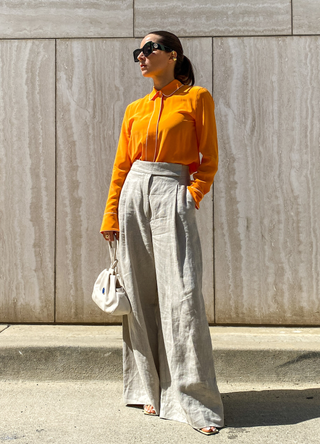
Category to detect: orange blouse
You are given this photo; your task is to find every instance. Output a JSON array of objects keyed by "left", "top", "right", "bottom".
[{"left": 100, "top": 79, "right": 218, "bottom": 232}]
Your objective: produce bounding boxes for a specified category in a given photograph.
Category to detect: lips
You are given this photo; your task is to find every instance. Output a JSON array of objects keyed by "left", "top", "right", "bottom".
[{"left": 140, "top": 64, "right": 147, "bottom": 69}]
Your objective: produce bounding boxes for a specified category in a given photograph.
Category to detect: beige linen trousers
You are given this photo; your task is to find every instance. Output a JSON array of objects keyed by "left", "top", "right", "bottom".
[{"left": 118, "top": 160, "right": 224, "bottom": 429}]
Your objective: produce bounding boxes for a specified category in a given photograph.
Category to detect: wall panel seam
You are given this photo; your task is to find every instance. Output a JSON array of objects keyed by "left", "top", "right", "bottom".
[
  {"left": 212, "top": 37, "right": 216, "bottom": 324},
  {"left": 133, "top": 0, "right": 135, "bottom": 38},
  {"left": 1, "top": 35, "right": 320, "bottom": 41},
  {"left": 54, "top": 38, "right": 57, "bottom": 324},
  {"left": 291, "top": 0, "right": 293, "bottom": 35},
  {"left": 212, "top": 37, "right": 214, "bottom": 96},
  {"left": 0, "top": 38, "right": 57, "bottom": 41},
  {"left": 129, "top": 34, "right": 297, "bottom": 39},
  {"left": 213, "top": 152, "right": 215, "bottom": 321}
]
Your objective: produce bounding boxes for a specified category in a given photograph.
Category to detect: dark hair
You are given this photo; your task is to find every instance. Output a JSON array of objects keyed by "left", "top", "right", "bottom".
[{"left": 147, "top": 30, "right": 195, "bottom": 86}]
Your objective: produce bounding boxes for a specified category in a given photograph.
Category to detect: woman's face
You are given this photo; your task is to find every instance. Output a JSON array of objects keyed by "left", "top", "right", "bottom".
[{"left": 138, "top": 34, "right": 175, "bottom": 78}]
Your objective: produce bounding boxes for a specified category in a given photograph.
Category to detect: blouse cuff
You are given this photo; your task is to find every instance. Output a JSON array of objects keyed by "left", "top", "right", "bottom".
[
  {"left": 100, "top": 212, "right": 119, "bottom": 232},
  {"left": 188, "top": 185, "right": 202, "bottom": 210}
]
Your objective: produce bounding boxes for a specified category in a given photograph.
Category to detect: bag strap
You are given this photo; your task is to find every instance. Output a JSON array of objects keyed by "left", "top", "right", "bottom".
[
  {"left": 108, "top": 240, "right": 118, "bottom": 270},
  {"left": 107, "top": 240, "right": 125, "bottom": 287}
]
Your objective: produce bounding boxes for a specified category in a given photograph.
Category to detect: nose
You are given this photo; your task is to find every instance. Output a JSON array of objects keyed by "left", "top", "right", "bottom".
[{"left": 137, "top": 51, "right": 145, "bottom": 62}]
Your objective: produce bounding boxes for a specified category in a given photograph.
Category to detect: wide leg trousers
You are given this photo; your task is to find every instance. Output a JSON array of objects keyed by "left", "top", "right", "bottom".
[{"left": 118, "top": 160, "right": 224, "bottom": 429}]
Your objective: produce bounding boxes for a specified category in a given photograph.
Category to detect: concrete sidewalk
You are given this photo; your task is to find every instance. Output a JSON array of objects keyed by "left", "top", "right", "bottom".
[
  {"left": 1, "top": 380, "right": 320, "bottom": 444},
  {"left": 1, "top": 325, "right": 320, "bottom": 444},
  {"left": 1, "top": 324, "right": 320, "bottom": 384}
]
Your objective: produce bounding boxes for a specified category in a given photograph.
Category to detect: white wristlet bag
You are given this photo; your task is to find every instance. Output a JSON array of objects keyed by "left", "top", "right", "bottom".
[{"left": 92, "top": 240, "right": 131, "bottom": 315}]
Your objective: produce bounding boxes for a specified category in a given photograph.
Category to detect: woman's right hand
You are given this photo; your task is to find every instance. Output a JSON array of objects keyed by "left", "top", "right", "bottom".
[{"left": 101, "top": 231, "right": 119, "bottom": 242}]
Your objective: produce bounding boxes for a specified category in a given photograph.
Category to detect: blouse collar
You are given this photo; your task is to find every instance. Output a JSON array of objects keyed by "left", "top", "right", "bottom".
[{"left": 149, "top": 79, "right": 183, "bottom": 101}]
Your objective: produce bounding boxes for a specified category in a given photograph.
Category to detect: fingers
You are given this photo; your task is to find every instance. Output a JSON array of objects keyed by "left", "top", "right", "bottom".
[
  {"left": 103, "top": 231, "right": 113, "bottom": 241},
  {"left": 101, "top": 231, "right": 118, "bottom": 242}
]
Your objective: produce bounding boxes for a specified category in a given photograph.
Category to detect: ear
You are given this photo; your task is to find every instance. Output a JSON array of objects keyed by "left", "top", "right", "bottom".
[{"left": 169, "top": 51, "right": 177, "bottom": 62}]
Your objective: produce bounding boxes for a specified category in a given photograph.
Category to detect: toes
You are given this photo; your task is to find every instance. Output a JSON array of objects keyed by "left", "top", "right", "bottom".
[
  {"left": 144, "top": 404, "right": 156, "bottom": 414},
  {"left": 201, "top": 426, "right": 217, "bottom": 433},
  {"left": 149, "top": 406, "right": 156, "bottom": 414}
]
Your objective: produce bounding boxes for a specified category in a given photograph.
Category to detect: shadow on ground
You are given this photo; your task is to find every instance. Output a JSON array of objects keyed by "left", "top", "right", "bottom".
[{"left": 222, "top": 388, "right": 320, "bottom": 428}]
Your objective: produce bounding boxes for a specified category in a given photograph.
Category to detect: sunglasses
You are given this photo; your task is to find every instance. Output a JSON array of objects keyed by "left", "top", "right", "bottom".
[{"left": 133, "top": 41, "right": 173, "bottom": 62}]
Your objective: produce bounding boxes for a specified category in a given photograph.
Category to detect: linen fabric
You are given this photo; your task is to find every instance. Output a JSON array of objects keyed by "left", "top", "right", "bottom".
[
  {"left": 100, "top": 79, "right": 218, "bottom": 232},
  {"left": 118, "top": 160, "right": 224, "bottom": 429}
]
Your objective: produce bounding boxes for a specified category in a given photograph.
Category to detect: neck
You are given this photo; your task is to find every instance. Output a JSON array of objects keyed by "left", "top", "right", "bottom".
[{"left": 152, "top": 74, "right": 175, "bottom": 91}]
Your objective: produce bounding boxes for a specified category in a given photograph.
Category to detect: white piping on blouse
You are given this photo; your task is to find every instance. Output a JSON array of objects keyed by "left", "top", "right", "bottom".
[
  {"left": 153, "top": 94, "right": 164, "bottom": 161},
  {"left": 145, "top": 99, "right": 156, "bottom": 160},
  {"left": 146, "top": 84, "right": 185, "bottom": 162}
]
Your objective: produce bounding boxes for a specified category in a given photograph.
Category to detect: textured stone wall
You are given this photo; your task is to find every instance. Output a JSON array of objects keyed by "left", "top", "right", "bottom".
[{"left": 0, "top": 1, "right": 319, "bottom": 324}]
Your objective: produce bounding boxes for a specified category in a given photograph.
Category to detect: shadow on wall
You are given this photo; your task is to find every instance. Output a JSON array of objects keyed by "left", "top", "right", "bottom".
[{"left": 222, "top": 388, "right": 320, "bottom": 428}]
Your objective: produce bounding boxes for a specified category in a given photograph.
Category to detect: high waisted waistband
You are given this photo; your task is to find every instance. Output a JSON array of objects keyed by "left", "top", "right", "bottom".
[{"left": 131, "top": 160, "right": 189, "bottom": 180}]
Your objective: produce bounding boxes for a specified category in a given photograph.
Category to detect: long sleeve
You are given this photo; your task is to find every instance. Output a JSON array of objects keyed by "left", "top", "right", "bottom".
[
  {"left": 188, "top": 88, "right": 219, "bottom": 209},
  {"left": 100, "top": 105, "right": 132, "bottom": 232},
  {"left": 100, "top": 81, "right": 219, "bottom": 232}
]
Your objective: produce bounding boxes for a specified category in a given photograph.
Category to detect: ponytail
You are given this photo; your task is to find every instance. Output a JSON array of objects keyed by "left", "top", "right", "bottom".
[{"left": 175, "top": 54, "right": 195, "bottom": 86}]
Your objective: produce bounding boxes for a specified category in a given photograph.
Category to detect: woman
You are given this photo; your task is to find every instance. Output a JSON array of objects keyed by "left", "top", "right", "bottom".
[{"left": 100, "top": 30, "right": 224, "bottom": 435}]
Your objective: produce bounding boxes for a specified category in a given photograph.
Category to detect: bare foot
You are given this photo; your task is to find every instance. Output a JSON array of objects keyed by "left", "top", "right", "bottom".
[{"left": 200, "top": 426, "right": 218, "bottom": 435}]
